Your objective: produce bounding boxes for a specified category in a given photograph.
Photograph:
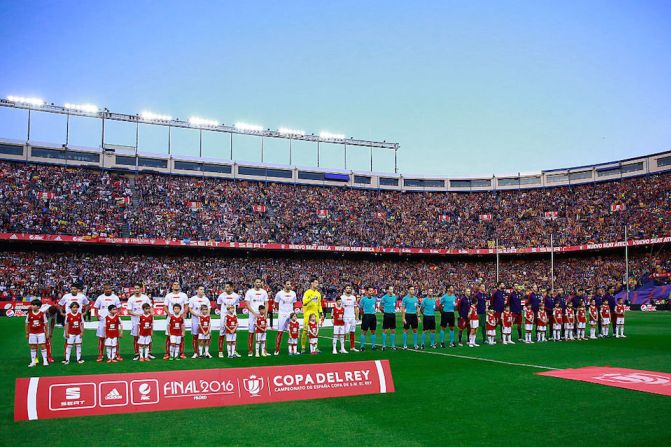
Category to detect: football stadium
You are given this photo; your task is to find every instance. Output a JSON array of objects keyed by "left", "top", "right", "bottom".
[{"left": 1, "top": 2, "right": 670, "bottom": 446}]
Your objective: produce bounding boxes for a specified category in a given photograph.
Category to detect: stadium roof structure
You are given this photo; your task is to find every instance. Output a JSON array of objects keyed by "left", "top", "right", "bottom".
[{"left": 0, "top": 96, "right": 400, "bottom": 172}]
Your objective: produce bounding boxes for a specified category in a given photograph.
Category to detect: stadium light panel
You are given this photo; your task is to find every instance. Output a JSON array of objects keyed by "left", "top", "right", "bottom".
[
  {"left": 64, "top": 103, "right": 99, "bottom": 113},
  {"left": 140, "top": 111, "right": 172, "bottom": 122},
  {"left": 7, "top": 95, "right": 45, "bottom": 107},
  {"left": 278, "top": 127, "right": 305, "bottom": 136},
  {"left": 189, "top": 116, "right": 219, "bottom": 127},
  {"left": 320, "top": 131, "right": 346, "bottom": 140},
  {"left": 235, "top": 122, "right": 264, "bottom": 132}
]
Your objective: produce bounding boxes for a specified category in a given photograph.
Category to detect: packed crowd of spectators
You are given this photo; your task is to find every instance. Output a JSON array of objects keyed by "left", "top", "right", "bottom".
[
  {"left": 0, "top": 248, "right": 667, "bottom": 302},
  {"left": 0, "top": 160, "right": 669, "bottom": 249}
]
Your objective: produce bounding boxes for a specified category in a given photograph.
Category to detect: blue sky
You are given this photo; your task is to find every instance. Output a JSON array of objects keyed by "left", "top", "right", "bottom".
[{"left": 1, "top": 0, "right": 669, "bottom": 176}]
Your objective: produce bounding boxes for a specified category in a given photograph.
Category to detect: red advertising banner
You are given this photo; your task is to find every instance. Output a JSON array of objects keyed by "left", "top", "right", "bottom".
[
  {"left": 252, "top": 205, "right": 267, "bottom": 213},
  {"left": 538, "top": 366, "right": 671, "bottom": 397},
  {"left": 14, "top": 360, "right": 394, "bottom": 421},
  {"left": 0, "top": 232, "right": 669, "bottom": 257},
  {"left": 479, "top": 213, "right": 492, "bottom": 222}
]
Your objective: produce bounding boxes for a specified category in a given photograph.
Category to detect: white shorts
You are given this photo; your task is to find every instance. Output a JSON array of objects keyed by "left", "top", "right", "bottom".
[
  {"left": 97, "top": 320, "right": 108, "bottom": 338},
  {"left": 170, "top": 335, "right": 182, "bottom": 344},
  {"left": 590, "top": 320, "right": 598, "bottom": 326},
  {"left": 553, "top": 324, "right": 562, "bottom": 330},
  {"left": 130, "top": 320, "right": 139, "bottom": 337},
  {"left": 28, "top": 333, "right": 46, "bottom": 344},
  {"left": 105, "top": 337, "right": 118, "bottom": 347},
  {"left": 199, "top": 333, "right": 211, "bottom": 340},
  {"left": 602, "top": 318, "right": 610, "bottom": 326},
  {"left": 525, "top": 324, "right": 533, "bottom": 331},
  {"left": 309, "top": 337, "right": 318, "bottom": 344},
  {"left": 226, "top": 333, "right": 237, "bottom": 342},
  {"left": 256, "top": 333, "right": 266, "bottom": 342},
  {"left": 616, "top": 318, "right": 624, "bottom": 325},
  {"left": 344, "top": 317, "right": 357, "bottom": 333},
  {"left": 248, "top": 314, "right": 257, "bottom": 332},
  {"left": 486, "top": 329, "right": 495, "bottom": 336},
  {"left": 277, "top": 313, "right": 291, "bottom": 332},
  {"left": 564, "top": 324, "right": 574, "bottom": 330},
  {"left": 138, "top": 335, "right": 152, "bottom": 345},
  {"left": 537, "top": 326, "right": 546, "bottom": 332},
  {"left": 191, "top": 319, "right": 200, "bottom": 335},
  {"left": 577, "top": 322, "right": 586, "bottom": 329},
  {"left": 66, "top": 334, "right": 82, "bottom": 344},
  {"left": 470, "top": 320, "right": 479, "bottom": 329},
  {"left": 334, "top": 325, "right": 346, "bottom": 335},
  {"left": 502, "top": 327, "right": 511, "bottom": 335},
  {"left": 288, "top": 337, "right": 298, "bottom": 345}
]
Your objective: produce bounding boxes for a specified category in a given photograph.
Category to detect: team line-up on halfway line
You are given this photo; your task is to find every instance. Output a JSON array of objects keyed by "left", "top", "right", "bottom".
[{"left": 24, "top": 277, "right": 628, "bottom": 367}]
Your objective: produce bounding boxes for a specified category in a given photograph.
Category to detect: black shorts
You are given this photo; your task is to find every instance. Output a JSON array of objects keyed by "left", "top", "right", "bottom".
[
  {"left": 423, "top": 316, "right": 436, "bottom": 331},
  {"left": 361, "top": 314, "right": 377, "bottom": 331},
  {"left": 403, "top": 314, "right": 418, "bottom": 330},
  {"left": 382, "top": 313, "right": 396, "bottom": 330},
  {"left": 440, "top": 311, "right": 455, "bottom": 328}
]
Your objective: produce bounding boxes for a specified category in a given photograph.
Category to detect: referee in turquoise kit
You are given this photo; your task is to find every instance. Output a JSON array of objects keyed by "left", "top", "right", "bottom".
[{"left": 359, "top": 287, "right": 378, "bottom": 351}]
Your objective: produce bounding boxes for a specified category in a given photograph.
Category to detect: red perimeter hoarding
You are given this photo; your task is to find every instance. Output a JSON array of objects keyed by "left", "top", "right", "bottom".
[{"left": 15, "top": 360, "right": 394, "bottom": 421}]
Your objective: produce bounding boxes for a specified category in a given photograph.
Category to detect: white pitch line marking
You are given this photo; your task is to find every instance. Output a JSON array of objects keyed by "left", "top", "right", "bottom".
[{"left": 317, "top": 335, "right": 557, "bottom": 370}]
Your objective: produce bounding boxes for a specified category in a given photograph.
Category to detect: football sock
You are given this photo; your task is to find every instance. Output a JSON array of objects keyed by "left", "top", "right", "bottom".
[
  {"left": 65, "top": 344, "right": 72, "bottom": 361},
  {"left": 30, "top": 348, "right": 36, "bottom": 363},
  {"left": 402, "top": 332, "right": 408, "bottom": 347},
  {"left": 413, "top": 333, "right": 418, "bottom": 346},
  {"left": 371, "top": 334, "right": 376, "bottom": 346},
  {"left": 391, "top": 333, "right": 396, "bottom": 346},
  {"left": 381, "top": 333, "right": 387, "bottom": 347},
  {"left": 439, "top": 330, "right": 445, "bottom": 343},
  {"left": 449, "top": 330, "right": 454, "bottom": 344}
]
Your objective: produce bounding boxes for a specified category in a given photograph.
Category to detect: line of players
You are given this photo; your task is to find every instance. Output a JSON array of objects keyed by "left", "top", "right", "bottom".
[{"left": 24, "top": 279, "right": 628, "bottom": 366}]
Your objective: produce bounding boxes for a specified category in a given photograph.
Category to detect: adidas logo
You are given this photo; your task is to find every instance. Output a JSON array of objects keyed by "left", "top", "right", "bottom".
[{"left": 105, "top": 388, "right": 123, "bottom": 400}]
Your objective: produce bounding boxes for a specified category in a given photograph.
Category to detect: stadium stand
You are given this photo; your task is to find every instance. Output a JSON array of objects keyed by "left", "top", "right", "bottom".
[{"left": 0, "top": 159, "right": 669, "bottom": 249}]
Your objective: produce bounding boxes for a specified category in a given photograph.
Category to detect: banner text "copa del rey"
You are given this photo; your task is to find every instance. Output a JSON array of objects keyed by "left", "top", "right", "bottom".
[{"left": 14, "top": 360, "right": 394, "bottom": 421}]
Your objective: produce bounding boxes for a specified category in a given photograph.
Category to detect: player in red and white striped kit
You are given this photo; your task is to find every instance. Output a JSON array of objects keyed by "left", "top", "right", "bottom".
[
  {"left": 523, "top": 302, "right": 535, "bottom": 344},
  {"left": 288, "top": 313, "right": 300, "bottom": 355},
  {"left": 26, "top": 299, "right": 49, "bottom": 367},
  {"left": 255, "top": 306, "right": 269, "bottom": 357},
  {"left": 127, "top": 284, "right": 152, "bottom": 360},
  {"left": 588, "top": 299, "right": 599, "bottom": 339},
  {"left": 198, "top": 304, "right": 212, "bottom": 358},
  {"left": 223, "top": 305, "right": 240, "bottom": 358},
  {"left": 138, "top": 303, "right": 154, "bottom": 361},
  {"left": 564, "top": 302, "right": 576, "bottom": 341},
  {"left": 501, "top": 305, "right": 515, "bottom": 345},
  {"left": 167, "top": 304, "right": 185, "bottom": 360},
  {"left": 164, "top": 282, "right": 188, "bottom": 359},
  {"left": 576, "top": 302, "right": 587, "bottom": 340},
  {"left": 552, "top": 302, "right": 564, "bottom": 341},
  {"left": 104, "top": 305, "right": 122, "bottom": 363},
  {"left": 63, "top": 302, "right": 84, "bottom": 364},
  {"left": 332, "top": 296, "right": 348, "bottom": 354},
  {"left": 217, "top": 282, "right": 240, "bottom": 357},
  {"left": 614, "top": 298, "right": 626, "bottom": 338},
  {"left": 536, "top": 302, "right": 548, "bottom": 343},
  {"left": 485, "top": 308, "right": 497, "bottom": 345},
  {"left": 273, "top": 281, "right": 297, "bottom": 356}
]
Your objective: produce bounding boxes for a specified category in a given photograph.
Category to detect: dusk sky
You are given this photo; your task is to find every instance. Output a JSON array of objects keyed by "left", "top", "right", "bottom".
[{"left": 1, "top": 1, "right": 669, "bottom": 176}]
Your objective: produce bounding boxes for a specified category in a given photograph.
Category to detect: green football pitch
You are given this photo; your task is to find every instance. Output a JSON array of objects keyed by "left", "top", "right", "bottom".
[{"left": 2, "top": 312, "right": 670, "bottom": 447}]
